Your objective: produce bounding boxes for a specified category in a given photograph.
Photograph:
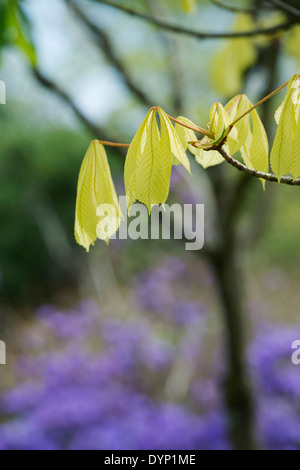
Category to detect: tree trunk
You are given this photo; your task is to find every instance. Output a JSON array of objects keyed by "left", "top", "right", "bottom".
[{"left": 210, "top": 246, "right": 256, "bottom": 450}]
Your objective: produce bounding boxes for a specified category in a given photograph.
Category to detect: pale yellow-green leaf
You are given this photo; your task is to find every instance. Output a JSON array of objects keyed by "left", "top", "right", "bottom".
[
  {"left": 291, "top": 78, "right": 300, "bottom": 178},
  {"left": 96, "top": 204, "right": 121, "bottom": 244},
  {"left": 273, "top": 75, "right": 300, "bottom": 125},
  {"left": 124, "top": 109, "right": 152, "bottom": 209},
  {"left": 158, "top": 108, "right": 191, "bottom": 174},
  {"left": 174, "top": 116, "right": 199, "bottom": 154},
  {"left": 75, "top": 141, "right": 121, "bottom": 251},
  {"left": 134, "top": 112, "right": 172, "bottom": 213},
  {"left": 196, "top": 103, "right": 236, "bottom": 152},
  {"left": 291, "top": 114, "right": 300, "bottom": 178},
  {"left": 190, "top": 102, "right": 236, "bottom": 168},
  {"left": 210, "top": 102, "right": 233, "bottom": 141},
  {"left": 226, "top": 94, "right": 268, "bottom": 187},
  {"left": 270, "top": 75, "right": 299, "bottom": 179},
  {"left": 226, "top": 94, "right": 251, "bottom": 155},
  {"left": 175, "top": 115, "right": 225, "bottom": 167},
  {"left": 195, "top": 148, "right": 226, "bottom": 169},
  {"left": 274, "top": 102, "right": 284, "bottom": 125},
  {"left": 248, "top": 107, "right": 269, "bottom": 175},
  {"left": 241, "top": 117, "right": 268, "bottom": 189}
]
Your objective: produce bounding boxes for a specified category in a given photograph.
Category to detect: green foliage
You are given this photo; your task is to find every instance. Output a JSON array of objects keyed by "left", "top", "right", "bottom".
[
  {"left": 75, "top": 141, "right": 122, "bottom": 251},
  {"left": 0, "top": 0, "right": 36, "bottom": 64},
  {"left": 271, "top": 74, "right": 300, "bottom": 179},
  {"left": 124, "top": 107, "right": 190, "bottom": 214},
  {"left": 75, "top": 73, "right": 300, "bottom": 251},
  {"left": 226, "top": 94, "right": 269, "bottom": 188}
]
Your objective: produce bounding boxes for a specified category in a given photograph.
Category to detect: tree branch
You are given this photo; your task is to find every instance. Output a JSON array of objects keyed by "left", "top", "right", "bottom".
[
  {"left": 270, "top": 0, "right": 300, "bottom": 18},
  {"left": 32, "top": 67, "right": 126, "bottom": 157},
  {"left": 217, "top": 146, "right": 300, "bottom": 186},
  {"left": 211, "top": 0, "right": 258, "bottom": 14},
  {"left": 93, "top": 0, "right": 292, "bottom": 40},
  {"left": 66, "top": 0, "right": 153, "bottom": 107}
]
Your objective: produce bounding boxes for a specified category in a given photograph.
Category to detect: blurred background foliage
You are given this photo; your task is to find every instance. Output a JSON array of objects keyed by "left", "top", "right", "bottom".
[{"left": 0, "top": 0, "right": 300, "bottom": 450}]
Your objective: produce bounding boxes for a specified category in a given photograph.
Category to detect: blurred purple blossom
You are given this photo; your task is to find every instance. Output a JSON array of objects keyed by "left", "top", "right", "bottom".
[{"left": 0, "top": 258, "right": 299, "bottom": 450}]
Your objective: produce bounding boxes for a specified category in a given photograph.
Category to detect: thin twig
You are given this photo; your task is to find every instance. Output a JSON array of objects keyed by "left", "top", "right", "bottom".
[
  {"left": 94, "top": 0, "right": 292, "bottom": 40},
  {"left": 230, "top": 79, "right": 290, "bottom": 127},
  {"left": 270, "top": 0, "right": 300, "bottom": 18},
  {"left": 211, "top": 0, "right": 257, "bottom": 14},
  {"left": 166, "top": 113, "right": 213, "bottom": 137},
  {"left": 97, "top": 139, "right": 129, "bottom": 147},
  {"left": 217, "top": 146, "right": 300, "bottom": 186}
]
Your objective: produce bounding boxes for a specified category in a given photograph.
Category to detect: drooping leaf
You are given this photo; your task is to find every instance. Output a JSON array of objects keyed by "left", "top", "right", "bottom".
[
  {"left": 174, "top": 116, "right": 198, "bottom": 154},
  {"left": 210, "top": 102, "right": 234, "bottom": 142},
  {"left": 174, "top": 115, "right": 226, "bottom": 168},
  {"left": 226, "top": 94, "right": 269, "bottom": 188},
  {"left": 292, "top": 114, "right": 300, "bottom": 178},
  {"left": 124, "top": 109, "right": 152, "bottom": 209},
  {"left": 125, "top": 108, "right": 175, "bottom": 213},
  {"left": 196, "top": 102, "right": 236, "bottom": 150},
  {"left": 274, "top": 102, "right": 284, "bottom": 125},
  {"left": 226, "top": 94, "right": 251, "bottom": 155},
  {"left": 75, "top": 141, "right": 121, "bottom": 251},
  {"left": 194, "top": 148, "right": 225, "bottom": 168},
  {"left": 247, "top": 106, "right": 269, "bottom": 182},
  {"left": 270, "top": 75, "right": 300, "bottom": 180},
  {"left": 134, "top": 111, "right": 172, "bottom": 213},
  {"left": 158, "top": 109, "right": 191, "bottom": 173}
]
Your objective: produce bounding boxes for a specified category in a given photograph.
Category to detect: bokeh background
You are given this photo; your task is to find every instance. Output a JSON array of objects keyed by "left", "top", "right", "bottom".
[{"left": 0, "top": 0, "right": 300, "bottom": 450}]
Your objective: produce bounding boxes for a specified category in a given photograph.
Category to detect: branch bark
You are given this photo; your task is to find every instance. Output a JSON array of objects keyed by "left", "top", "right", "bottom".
[
  {"left": 93, "top": 0, "right": 292, "bottom": 40},
  {"left": 216, "top": 146, "right": 300, "bottom": 186}
]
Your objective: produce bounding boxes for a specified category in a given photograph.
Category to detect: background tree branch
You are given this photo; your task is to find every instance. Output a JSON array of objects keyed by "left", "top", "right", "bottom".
[{"left": 93, "top": 0, "right": 293, "bottom": 40}]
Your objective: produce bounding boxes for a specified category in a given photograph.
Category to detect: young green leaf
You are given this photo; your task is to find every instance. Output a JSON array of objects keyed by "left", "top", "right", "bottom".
[
  {"left": 195, "top": 148, "right": 226, "bottom": 168},
  {"left": 292, "top": 115, "right": 300, "bottom": 178},
  {"left": 75, "top": 141, "right": 121, "bottom": 251},
  {"left": 125, "top": 108, "right": 177, "bottom": 214},
  {"left": 174, "top": 115, "right": 225, "bottom": 168},
  {"left": 196, "top": 102, "right": 236, "bottom": 150},
  {"left": 158, "top": 109, "right": 191, "bottom": 173},
  {"left": 270, "top": 75, "right": 300, "bottom": 180},
  {"left": 226, "top": 94, "right": 251, "bottom": 155},
  {"left": 226, "top": 94, "right": 269, "bottom": 188},
  {"left": 174, "top": 116, "right": 198, "bottom": 154},
  {"left": 124, "top": 109, "right": 152, "bottom": 209},
  {"left": 134, "top": 111, "right": 172, "bottom": 213},
  {"left": 274, "top": 102, "right": 284, "bottom": 125}
]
